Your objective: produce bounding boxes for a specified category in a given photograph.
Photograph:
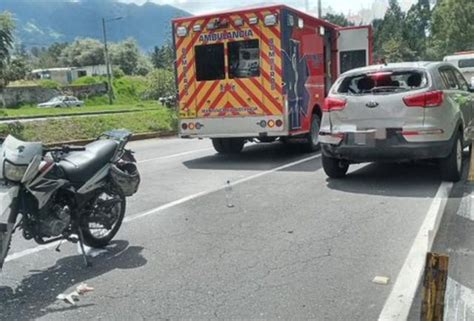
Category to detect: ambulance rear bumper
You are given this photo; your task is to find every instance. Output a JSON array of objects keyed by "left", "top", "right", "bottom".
[{"left": 179, "top": 116, "right": 288, "bottom": 138}]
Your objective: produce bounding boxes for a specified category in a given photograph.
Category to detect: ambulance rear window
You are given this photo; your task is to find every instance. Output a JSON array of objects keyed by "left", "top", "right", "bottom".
[
  {"left": 195, "top": 44, "right": 225, "bottom": 81},
  {"left": 228, "top": 39, "right": 260, "bottom": 79}
]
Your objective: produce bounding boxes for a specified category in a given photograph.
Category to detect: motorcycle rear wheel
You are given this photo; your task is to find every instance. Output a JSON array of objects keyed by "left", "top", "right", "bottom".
[{"left": 81, "top": 187, "right": 126, "bottom": 248}]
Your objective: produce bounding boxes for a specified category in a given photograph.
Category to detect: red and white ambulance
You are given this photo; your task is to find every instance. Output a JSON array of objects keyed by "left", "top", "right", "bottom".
[{"left": 172, "top": 5, "right": 373, "bottom": 153}]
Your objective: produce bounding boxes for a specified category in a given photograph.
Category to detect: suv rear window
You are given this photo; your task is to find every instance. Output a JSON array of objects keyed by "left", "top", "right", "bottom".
[{"left": 335, "top": 70, "right": 428, "bottom": 95}]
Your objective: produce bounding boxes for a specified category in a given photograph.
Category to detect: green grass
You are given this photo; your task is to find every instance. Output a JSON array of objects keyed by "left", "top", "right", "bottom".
[
  {"left": 0, "top": 108, "right": 177, "bottom": 144},
  {"left": 3, "top": 75, "right": 154, "bottom": 118},
  {"left": 1, "top": 101, "right": 163, "bottom": 118}
]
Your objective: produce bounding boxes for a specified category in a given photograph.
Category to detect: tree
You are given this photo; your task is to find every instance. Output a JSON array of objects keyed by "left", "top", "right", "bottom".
[
  {"left": 429, "top": 0, "right": 474, "bottom": 59},
  {"left": 109, "top": 38, "right": 140, "bottom": 75},
  {"left": 5, "top": 57, "right": 30, "bottom": 81},
  {"left": 150, "top": 43, "right": 174, "bottom": 70},
  {"left": 322, "top": 13, "right": 354, "bottom": 27},
  {"left": 144, "top": 68, "right": 176, "bottom": 100},
  {"left": 135, "top": 54, "right": 153, "bottom": 76},
  {"left": 403, "top": 0, "right": 431, "bottom": 60},
  {"left": 0, "top": 11, "right": 14, "bottom": 105},
  {"left": 373, "top": 0, "right": 415, "bottom": 62},
  {"left": 60, "top": 38, "right": 104, "bottom": 67},
  {"left": 0, "top": 12, "right": 14, "bottom": 77}
]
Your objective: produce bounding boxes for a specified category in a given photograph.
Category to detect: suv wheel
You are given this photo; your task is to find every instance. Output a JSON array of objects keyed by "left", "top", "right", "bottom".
[
  {"left": 440, "top": 133, "right": 463, "bottom": 182},
  {"left": 322, "top": 154, "right": 349, "bottom": 178}
]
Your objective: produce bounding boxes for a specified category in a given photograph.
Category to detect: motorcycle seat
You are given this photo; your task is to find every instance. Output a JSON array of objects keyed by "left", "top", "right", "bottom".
[{"left": 59, "top": 140, "right": 118, "bottom": 185}]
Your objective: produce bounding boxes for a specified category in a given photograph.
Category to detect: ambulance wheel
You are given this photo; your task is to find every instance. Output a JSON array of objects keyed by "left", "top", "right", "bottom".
[
  {"left": 303, "top": 115, "right": 321, "bottom": 152},
  {"left": 212, "top": 138, "right": 244, "bottom": 154}
]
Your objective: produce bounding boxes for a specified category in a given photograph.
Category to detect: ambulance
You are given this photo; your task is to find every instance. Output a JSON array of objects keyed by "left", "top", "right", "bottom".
[{"left": 172, "top": 5, "right": 373, "bottom": 153}]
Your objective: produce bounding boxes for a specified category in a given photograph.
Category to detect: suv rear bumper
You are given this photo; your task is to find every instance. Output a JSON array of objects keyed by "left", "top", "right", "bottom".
[{"left": 321, "top": 130, "right": 455, "bottom": 162}]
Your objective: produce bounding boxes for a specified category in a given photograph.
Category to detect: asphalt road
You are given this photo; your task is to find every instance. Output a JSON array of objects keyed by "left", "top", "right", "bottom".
[{"left": 0, "top": 137, "right": 462, "bottom": 320}]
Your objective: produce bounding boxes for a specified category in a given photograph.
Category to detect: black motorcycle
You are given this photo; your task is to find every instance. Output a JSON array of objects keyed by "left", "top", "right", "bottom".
[{"left": 0, "top": 129, "right": 140, "bottom": 269}]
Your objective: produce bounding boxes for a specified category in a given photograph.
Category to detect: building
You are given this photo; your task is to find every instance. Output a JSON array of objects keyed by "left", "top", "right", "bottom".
[{"left": 31, "top": 64, "right": 110, "bottom": 85}]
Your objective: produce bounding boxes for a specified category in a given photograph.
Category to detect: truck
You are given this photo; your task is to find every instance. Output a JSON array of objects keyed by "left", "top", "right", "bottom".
[
  {"left": 172, "top": 5, "right": 373, "bottom": 154},
  {"left": 444, "top": 51, "right": 474, "bottom": 87}
]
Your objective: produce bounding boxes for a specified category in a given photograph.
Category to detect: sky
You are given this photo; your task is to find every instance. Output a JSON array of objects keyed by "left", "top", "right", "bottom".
[{"left": 117, "top": 0, "right": 417, "bottom": 16}]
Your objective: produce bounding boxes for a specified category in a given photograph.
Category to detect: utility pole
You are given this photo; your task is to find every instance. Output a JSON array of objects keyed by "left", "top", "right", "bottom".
[
  {"left": 102, "top": 16, "right": 122, "bottom": 105},
  {"left": 318, "top": 0, "right": 322, "bottom": 18}
]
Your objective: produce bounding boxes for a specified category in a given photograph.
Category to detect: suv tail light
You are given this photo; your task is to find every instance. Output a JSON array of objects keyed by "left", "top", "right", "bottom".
[
  {"left": 403, "top": 91, "right": 444, "bottom": 107},
  {"left": 323, "top": 97, "right": 347, "bottom": 112}
]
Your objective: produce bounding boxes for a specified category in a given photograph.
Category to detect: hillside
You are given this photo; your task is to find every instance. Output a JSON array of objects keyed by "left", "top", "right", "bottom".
[{"left": 0, "top": 0, "right": 190, "bottom": 51}]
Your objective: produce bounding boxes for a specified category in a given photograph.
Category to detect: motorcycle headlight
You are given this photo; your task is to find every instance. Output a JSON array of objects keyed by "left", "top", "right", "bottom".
[{"left": 3, "top": 160, "right": 28, "bottom": 182}]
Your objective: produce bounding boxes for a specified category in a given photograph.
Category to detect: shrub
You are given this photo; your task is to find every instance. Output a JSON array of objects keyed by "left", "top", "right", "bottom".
[{"left": 38, "top": 79, "right": 61, "bottom": 89}]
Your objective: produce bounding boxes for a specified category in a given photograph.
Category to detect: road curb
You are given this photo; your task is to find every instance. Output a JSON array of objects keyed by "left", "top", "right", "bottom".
[{"left": 46, "top": 131, "right": 177, "bottom": 147}]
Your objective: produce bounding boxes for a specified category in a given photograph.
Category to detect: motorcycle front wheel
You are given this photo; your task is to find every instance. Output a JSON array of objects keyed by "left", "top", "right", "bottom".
[{"left": 81, "top": 187, "right": 126, "bottom": 248}]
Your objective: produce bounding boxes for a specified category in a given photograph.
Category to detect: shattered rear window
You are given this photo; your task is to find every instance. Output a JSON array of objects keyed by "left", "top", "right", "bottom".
[{"left": 335, "top": 70, "right": 428, "bottom": 95}]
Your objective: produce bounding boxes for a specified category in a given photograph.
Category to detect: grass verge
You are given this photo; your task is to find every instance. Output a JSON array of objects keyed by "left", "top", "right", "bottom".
[
  {"left": 0, "top": 101, "right": 162, "bottom": 119},
  {"left": 0, "top": 107, "right": 177, "bottom": 144}
]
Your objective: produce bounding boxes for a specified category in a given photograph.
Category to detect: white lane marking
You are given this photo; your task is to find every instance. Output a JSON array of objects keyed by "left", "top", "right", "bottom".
[
  {"left": 378, "top": 181, "right": 453, "bottom": 321},
  {"left": 124, "top": 154, "right": 321, "bottom": 222},
  {"left": 5, "top": 153, "right": 321, "bottom": 262},
  {"left": 444, "top": 276, "right": 474, "bottom": 320},
  {"left": 137, "top": 148, "right": 213, "bottom": 163},
  {"left": 5, "top": 243, "right": 59, "bottom": 263}
]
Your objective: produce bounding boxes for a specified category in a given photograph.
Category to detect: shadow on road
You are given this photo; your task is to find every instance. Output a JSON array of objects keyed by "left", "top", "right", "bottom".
[
  {"left": 326, "top": 160, "right": 444, "bottom": 198},
  {"left": 0, "top": 240, "right": 146, "bottom": 321},
  {"left": 183, "top": 142, "right": 321, "bottom": 172}
]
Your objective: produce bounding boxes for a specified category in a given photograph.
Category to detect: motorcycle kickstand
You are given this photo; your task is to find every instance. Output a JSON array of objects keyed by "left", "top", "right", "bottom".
[{"left": 77, "top": 228, "right": 92, "bottom": 267}]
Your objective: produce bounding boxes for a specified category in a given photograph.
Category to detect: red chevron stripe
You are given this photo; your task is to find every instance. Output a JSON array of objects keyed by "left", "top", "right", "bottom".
[
  {"left": 261, "top": 51, "right": 283, "bottom": 77},
  {"left": 176, "top": 18, "right": 211, "bottom": 69},
  {"left": 196, "top": 80, "right": 220, "bottom": 112},
  {"left": 261, "top": 68, "right": 282, "bottom": 94},
  {"left": 249, "top": 77, "right": 283, "bottom": 113},
  {"left": 203, "top": 88, "right": 226, "bottom": 117},
  {"left": 255, "top": 12, "right": 281, "bottom": 40},
  {"left": 228, "top": 90, "right": 257, "bottom": 115},
  {"left": 177, "top": 57, "right": 195, "bottom": 85},
  {"left": 183, "top": 80, "right": 205, "bottom": 108},
  {"left": 240, "top": 14, "right": 282, "bottom": 60},
  {"left": 234, "top": 78, "right": 274, "bottom": 115}
]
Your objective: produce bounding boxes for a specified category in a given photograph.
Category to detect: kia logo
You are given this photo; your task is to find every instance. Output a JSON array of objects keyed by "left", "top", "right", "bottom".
[{"left": 366, "top": 101, "right": 379, "bottom": 108}]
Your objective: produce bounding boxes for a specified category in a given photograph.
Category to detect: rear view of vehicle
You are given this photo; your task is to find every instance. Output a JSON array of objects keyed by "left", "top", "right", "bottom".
[
  {"left": 172, "top": 5, "right": 373, "bottom": 154},
  {"left": 319, "top": 62, "right": 474, "bottom": 181},
  {"left": 444, "top": 52, "right": 474, "bottom": 87}
]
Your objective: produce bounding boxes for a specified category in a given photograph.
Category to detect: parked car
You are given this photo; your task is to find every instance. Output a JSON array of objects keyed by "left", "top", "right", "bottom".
[
  {"left": 37, "top": 96, "right": 84, "bottom": 108},
  {"left": 319, "top": 62, "right": 474, "bottom": 182},
  {"left": 158, "top": 95, "right": 176, "bottom": 108}
]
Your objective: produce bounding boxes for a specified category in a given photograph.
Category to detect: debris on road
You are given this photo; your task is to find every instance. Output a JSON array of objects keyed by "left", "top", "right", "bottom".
[
  {"left": 225, "top": 180, "right": 235, "bottom": 208},
  {"left": 372, "top": 276, "right": 390, "bottom": 285},
  {"left": 56, "top": 283, "right": 94, "bottom": 305}
]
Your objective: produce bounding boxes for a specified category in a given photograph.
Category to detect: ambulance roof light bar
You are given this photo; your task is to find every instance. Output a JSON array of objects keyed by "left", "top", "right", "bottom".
[
  {"left": 176, "top": 26, "right": 187, "bottom": 37},
  {"left": 234, "top": 18, "right": 244, "bottom": 26},
  {"left": 264, "top": 14, "right": 277, "bottom": 26},
  {"left": 249, "top": 16, "right": 258, "bottom": 25},
  {"left": 193, "top": 24, "right": 201, "bottom": 32}
]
